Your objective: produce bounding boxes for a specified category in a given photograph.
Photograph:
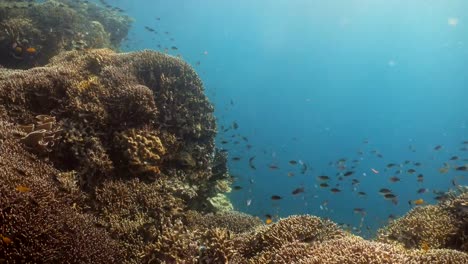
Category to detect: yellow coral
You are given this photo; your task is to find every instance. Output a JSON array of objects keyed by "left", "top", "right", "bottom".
[{"left": 75, "top": 75, "right": 100, "bottom": 92}]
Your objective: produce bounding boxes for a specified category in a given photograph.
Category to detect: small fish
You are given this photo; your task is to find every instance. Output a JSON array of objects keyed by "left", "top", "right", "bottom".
[
  {"left": 292, "top": 187, "right": 305, "bottom": 195},
  {"left": 371, "top": 168, "right": 379, "bottom": 174},
  {"left": 409, "top": 198, "right": 425, "bottom": 206},
  {"left": 379, "top": 188, "right": 392, "bottom": 195},
  {"left": 455, "top": 165, "right": 468, "bottom": 171},
  {"left": 450, "top": 156, "right": 459, "bottom": 161},
  {"left": 271, "top": 195, "right": 282, "bottom": 200},
  {"left": 414, "top": 162, "right": 422, "bottom": 166},
  {"left": 344, "top": 171, "right": 354, "bottom": 177},
  {"left": 233, "top": 186, "right": 243, "bottom": 190},
  {"left": 434, "top": 145, "right": 442, "bottom": 150},
  {"left": 357, "top": 191, "right": 367, "bottom": 197},
  {"left": 417, "top": 188, "right": 428, "bottom": 194},
  {"left": 269, "top": 164, "right": 279, "bottom": 170},
  {"left": 231, "top": 157, "right": 241, "bottom": 161},
  {"left": 383, "top": 193, "right": 397, "bottom": 200},
  {"left": 300, "top": 163, "right": 308, "bottom": 174},
  {"left": 1, "top": 235, "right": 12, "bottom": 245},
  {"left": 289, "top": 160, "right": 298, "bottom": 165},
  {"left": 248, "top": 156, "right": 256, "bottom": 170},
  {"left": 246, "top": 199, "right": 252, "bottom": 206},
  {"left": 386, "top": 163, "right": 397, "bottom": 168},
  {"left": 407, "top": 169, "right": 416, "bottom": 174},
  {"left": 389, "top": 176, "right": 401, "bottom": 183},
  {"left": 404, "top": 160, "right": 411, "bottom": 165},
  {"left": 15, "top": 185, "right": 30, "bottom": 193},
  {"left": 319, "top": 183, "right": 329, "bottom": 188},
  {"left": 287, "top": 172, "right": 295, "bottom": 177},
  {"left": 265, "top": 214, "right": 273, "bottom": 225},
  {"left": 26, "top": 47, "right": 36, "bottom": 54},
  {"left": 232, "top": 121, "right": 239, "bottom": 129},
  {"left": 417, "top": 174, "right": 424, "bottom": 183},
  {"left": 351, "top": 179, "right": 360, "bottom": 185},
  {"left": 317, "top": 175, "right": 330, "bottom": 181},
  {"left": 330, "top": 188, "right": 341, "bottom": 193},
  {"left": 220, "top": 140, "right": 229, "bottom": 144},
  {"left": 353, "top": 208, "right": 366, "bottom": 215}
]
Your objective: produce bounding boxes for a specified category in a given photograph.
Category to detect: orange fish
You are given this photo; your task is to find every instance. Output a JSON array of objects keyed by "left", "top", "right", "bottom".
[
  {"left": 14, "top": 46, "right": 22, "bottom": 54},
  {"left": 1, "top": 235, "right": 12, "bottom": 245},
  {"left": 265, "top": 214, "right": 273, "bottom": 225},
  {"left": 412, "top": 198, "right": 425, "bottom": 205},
  {"left": 15, "top": 185, "right": 31, "bottom": 193},
  {"left": 26, "top": 47, "right": 36, "bottom": 54}
]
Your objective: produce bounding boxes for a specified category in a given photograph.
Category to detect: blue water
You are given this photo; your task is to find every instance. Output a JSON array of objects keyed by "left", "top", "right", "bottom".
[{"left": 116, "top": 0, "right": 468, "bottom": 236}]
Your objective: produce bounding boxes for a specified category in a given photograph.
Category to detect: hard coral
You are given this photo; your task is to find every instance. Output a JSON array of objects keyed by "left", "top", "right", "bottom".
[
  {"left": 377, "top": 204, "right": 462, "bottom": 251},
  {"left": 0, "top": 0, "right": 131, "bottom": 68},
  {"left": 0, "top": 121, "right": 122, "bottom": 263}
]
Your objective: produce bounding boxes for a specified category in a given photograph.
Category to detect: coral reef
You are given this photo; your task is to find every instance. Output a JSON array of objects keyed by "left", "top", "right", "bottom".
[
  {"left": 0, "top": 121, "right": 122, "bottom": 263},
  {"left": 0, "top": 0, "right": 132, "bottom": 69},
  {"left": 377, "top": 187, "right": 468, "bottom": 253},
  {"left": 0, "top": 10, "right": 465, "bottom": 261}
]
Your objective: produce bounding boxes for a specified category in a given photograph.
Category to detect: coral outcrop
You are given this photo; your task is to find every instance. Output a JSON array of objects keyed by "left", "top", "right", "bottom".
[
  {"left": 0, "top": 121, "right": 122, "bottom": 263},
  {"left": 377, "top": 187, "right": 468, "bottom": 252},
  {"left": 0, "top": 0, "right": 132, "bottom": 69}
]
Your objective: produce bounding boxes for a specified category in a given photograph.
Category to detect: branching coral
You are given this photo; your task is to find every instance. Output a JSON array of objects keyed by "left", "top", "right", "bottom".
[
  {"left": 377, "top": 204, "right": 463, "bottom": 251},
  {"left": 0, "top": 0, "right": 131, "bottom": 68},
  {"left": 187, "top": 211, "right": 263, "bottom": 234},
  {"left": 0, "top": 121, "right": 122, "bottom": 263}
]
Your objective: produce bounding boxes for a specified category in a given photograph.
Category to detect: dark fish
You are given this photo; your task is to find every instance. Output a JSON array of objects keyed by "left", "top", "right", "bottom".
[
  {"left": 220, "top": 140, "right": 229, "bottom": 144},
  {"left": 386, "top": 163, "right": 397, "bottom": 168},
  {"left": 414, "top": 162, "right": 422, "bottom": 166},
  {"left": 379, "top": 188, "right": 392, "bottom": 195},
  {"left": 144, "top": 26, "right": 155, "bottom": 32},
  {"left": 289, "top": 160, "right": 298, "bottom": 165},
  {"left": 455, "top": 165, "right": 467, "bottom": 171},
  {"left": 300, "top": 163, "right": 308, "bottom": 174},
  {"left": 249, "top": 156, "right": 256, "bottom": 170},
  {"left": 417, "top": 188, "right": 428, "bottom": 194},
  {"left": 242, "top": 136, "right": 248, "bottom": 142},
  {"left": 317, "top": 175, "right": 330, "bottom": 181},
  {"left": 271, "top": 195, "right": 282, "bottom": 200},
  {"left": 353, "top": 208, "right": 366, "bottom": 214},
  {"left": 434, "top": 145, "right": 442, "bottom": 150},
  {"left": 417, "top": 174, "right": 424, "bottom": 183},
  {"left": 389, "top": 176, "right": 401, "bottom": 183},
  {"left": 269, "top": 164, "right": 279, "bottom": 170},
  {"left": 407, "top": 169, "right": 416, "bottom": 174},
  {"left": 351, "top": 179, "right": 360, "bottom": 185},
  {"left": 330, "top": 188, "right": 341, "bottom": 193},
  {"left": 377, "top": 154, "right": 383, "bottom": 158},
  {"left": 404, "top": 160, "right": 411, "bottom": 165},
  {"left": 292, "top": 187, "right": 305, "bottom": 195},
  {"left": 231, "top": 157, "right": 241, "bottom": 161},
  {"left": 233, "top": 186, "right": 243, "bottom": 190},
  {"left": 246, "top": 144, "right": 252, "bottom": 150},
  {"left": 171, "top": 46, "right": 178, "bottom": 50},
  {"left": 450, "top": 156, "right": 459, "bottom": 161},
  {"left": 319, "top": 183, "right": 329, "bottom": 188},
  {"left": 384, "top": 193, "right": 397, "bottom": 200},
  {"left": 232, "top": 121, "right": 239, "bottom": 129},
  {"left": 344, "top": 171, "right": 354, "bottom": 177},
  {"left": 358, "top": 191, "right": 367, "bottom": 197}
]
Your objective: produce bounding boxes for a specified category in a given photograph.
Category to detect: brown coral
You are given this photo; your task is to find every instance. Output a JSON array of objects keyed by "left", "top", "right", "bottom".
[
  {"left": 377, "top": 205, "right": 462, "bottom": 250},
  {"left": 0, "top": 121, "right": 122, "bottom": 263}
]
